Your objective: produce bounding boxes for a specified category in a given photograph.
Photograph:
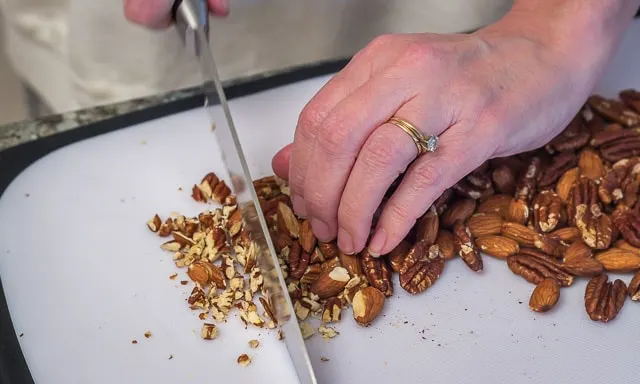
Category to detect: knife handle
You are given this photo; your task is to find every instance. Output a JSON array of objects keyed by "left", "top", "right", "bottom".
[{"left": 172, "top": 0, "right": 210, "bottom": 57}]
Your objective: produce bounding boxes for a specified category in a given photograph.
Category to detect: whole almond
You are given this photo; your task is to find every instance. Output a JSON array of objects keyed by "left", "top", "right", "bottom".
[
  {"left": 338, "top": 251, "right": 362, "bottom": 276},
  {"left": 299, "top": 219, "right": 317, "bottom": 253},
  {"left": 551, "top": 227, "right": 581, "bottom": 242},
  {"left": 506, "top": 198, "right": 530, "bottom": 225},
  {"left": 564, "top": 241, "right": 593, "bottom": 263},
  {"left": 436, "top": 230, "right": 455, "bottom": 260},
  {"left": 477, "top": 194, "right": 511, "bottom": 218},
  {"left": 475, "top": 235, "right": 519, "bottom": 259},
  {"left": 614, "top": 239, "right": 640, "bottom": 256},
  {"left": 441, "top": 198, "right": 477, "bottom": 228},
  {"left": 277, "top": 202, "right": 300, "bottom": 239},
  {"left": 416, "top": 207, "right": 439, "bottom": 245},
  {"left": 578, "top": 148, "right": 604, "bottom": 181},
  {"left": 387, "top": 240, "right": 411, "bottom": 272},
  {"left": 556, "top": 167, "right": 579, "bottom": 202},
  {"left": 529, "top": 278, "right": 560, "bottom": 312},
  {"left": 502, "top": 222, "right": 539, "bottom": 247},
  {"left": 467, "top": 213, "right": 504, "bottom": 237},
  {"left": 352, "top": 286, "right": 385, "bottom": 325},
  {"left": 310, "top": 266, "right": 351, "bottom": 299},
  {"left": 595, "top": 248, "right": 640, "bottom": 272}
]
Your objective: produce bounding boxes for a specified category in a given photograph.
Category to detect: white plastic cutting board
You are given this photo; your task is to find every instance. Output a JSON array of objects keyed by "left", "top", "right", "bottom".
[{"left": 2, "top": 21, "right": 640, "bottom": 384}]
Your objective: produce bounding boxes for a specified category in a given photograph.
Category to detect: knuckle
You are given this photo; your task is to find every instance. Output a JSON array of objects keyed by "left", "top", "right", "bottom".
[
  {"left": 367, "top": 34, "right": 396, "bottom": 52},
  {"left": 410, "top": 160, "right": 444, "bottom": 190},
  {"left": 316, "top": 122, "right": 351, "bottom": 156},
  {"left": 297, "top": 105, "right": 324, "bottom": 139},
  {"left": 361, "top": 134, "right": 400, "bottom": 171}
]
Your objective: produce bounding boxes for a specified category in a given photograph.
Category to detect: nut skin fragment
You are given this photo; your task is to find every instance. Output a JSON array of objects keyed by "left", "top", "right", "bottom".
[
  {"left": 529, "top": 278, "right": 560, "bottom": 313},
  {"left": 584, "top": 274, "right": 627, "bottom": 323},
  {"left": 399, "top": 240, "right": 445, "bottom": 294},
  {"left": 352, "top": 286, "right": 385, "bottom": 325},
  {"left": 453, "top": 220, "right": 483, "bottom": 272},
  {"left": 475, "top": 235, "right": 519, "bottom": 259},
  {"left": 359, "top": 249, "right": 393, "bottom": 297}
]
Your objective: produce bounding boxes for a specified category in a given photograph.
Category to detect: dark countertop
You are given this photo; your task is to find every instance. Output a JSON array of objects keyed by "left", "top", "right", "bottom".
[{"left": 0, "top": 88, "right": 200, "bottom": 152}]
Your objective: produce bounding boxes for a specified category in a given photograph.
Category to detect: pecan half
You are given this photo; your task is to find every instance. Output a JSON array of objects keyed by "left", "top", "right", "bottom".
[
  {"left": 569, "top": 177, "right": 613, "bottom": 249},
  {"left": 433, "top": 189, "right": 454, "bottom": 215},
  {"left": 546, "top": 114, "right": 590, "bottom": 153},
  {"left": 590, "top": 128, "right": 640, "bottom": 162},
  {"left": 539, "top": 152, "right": 577, "bottom": 188},
  {"left": 388, "top": 240, "right": 411, "bottom": 272},
  {"left": 515, "top": 156, "right": 542, "bottom": 203},
  {"left": 532, "top": 191, "right": 564, "bottom": 233},
  {"left": 628, "top": 269, "right": 640, "bottom": 301},
  {"left": 612, "top": 206, "right": 640, "bottom": 248},
  {"left": 360, "top": 250, "right": 393, "bottom": 297},
  {"left": 453, "top": 220, "right": 483, "bottom": 272},
  {"left": 620, "top": 89, "right": 640, "bottom": 113},
  {"left": 599, "top": 158, "right": 640, "bottom": 207},
  {"left": 399, "top": 240, "right": 445, "bottom": 294},
  {"left": 584, "top": 274, "right": 627, "bottom": 323},
  {"left": 507, "top": 250, "right": 574, "bottom": 287},
  {"left": 588, "top": 94, "right": 640, "bottom": 127}
]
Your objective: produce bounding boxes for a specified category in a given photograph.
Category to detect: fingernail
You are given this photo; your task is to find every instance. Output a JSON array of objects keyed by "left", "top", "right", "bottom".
[
  {"left": 310, "top": 217, "right": 331, "bottom": 241},
  {"left": 292, "top": 194, "right": 307, "bottom": 217},
  {"left": 368, "top": 228, "right": 387, "bottom": 257},
  {"left": 337, "top": 227, "right": 354, "bottom": 255}
]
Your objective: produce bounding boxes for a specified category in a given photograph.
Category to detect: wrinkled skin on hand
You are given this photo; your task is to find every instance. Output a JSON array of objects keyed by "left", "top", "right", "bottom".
[
  {"left": 270, "top": 10, "right": 620, "bottom": 258},
  {"left": 123, "top": 0, "right": 228, "bottom": 28}
]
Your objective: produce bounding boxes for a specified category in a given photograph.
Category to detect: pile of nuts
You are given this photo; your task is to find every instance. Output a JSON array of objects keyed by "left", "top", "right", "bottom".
[{"left": 147, "top": 89, "right": 640, "bottom": 348}]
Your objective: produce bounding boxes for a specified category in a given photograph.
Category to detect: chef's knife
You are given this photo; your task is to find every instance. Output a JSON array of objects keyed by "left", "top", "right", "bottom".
[{"left": 172, "top": 2, "right": 317, "bottom": 383}]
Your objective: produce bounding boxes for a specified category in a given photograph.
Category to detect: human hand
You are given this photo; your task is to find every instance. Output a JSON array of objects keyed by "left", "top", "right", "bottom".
[
  {"left": 270, "top": 6, "right": 630, "bottom": 258},
  {"left": 124, "top": 0, "right": 228, "bottom": 28}
]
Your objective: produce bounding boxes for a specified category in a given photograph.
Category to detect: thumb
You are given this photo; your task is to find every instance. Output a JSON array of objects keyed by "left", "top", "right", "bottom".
[{"left": 272, "top": 144, "right": 293, "bottom": 181}]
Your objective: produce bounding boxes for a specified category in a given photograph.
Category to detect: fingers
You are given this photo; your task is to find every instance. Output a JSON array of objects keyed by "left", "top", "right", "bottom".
[
  {"left": 124, "top": 0, "right": 173, "bottom": 28},
  {"left": 335, "top": 98, "right": 451, "bottom": 254},
  {"left": 367, "top": 124, "right": 497, "bottom": 256},
  {"left": 207, "top": 0, "right": 229, "bottom": 16},
  {"left": 124, "top": 0, "right": 228, "bottom": 28},
  {"left": 301, "top": 73, "right": 421, "bottom": 244},
  {"left": 271, "top": 144, "right": 292, "bottom": 180},
  {"left": 288, "top": 61, "right": 373, "bottom": 217}
]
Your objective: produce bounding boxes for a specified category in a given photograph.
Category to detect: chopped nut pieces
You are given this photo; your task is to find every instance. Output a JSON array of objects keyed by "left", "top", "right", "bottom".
[
  {"left": 237, "top": 354, "right": 251, "bottom": 367},
  {"left": 144, "top": 331, "right": 152, "bottom": 338},
  {"left": 201, "top": 323, "right": 218, "bottom": 340},
  {"left": 318, "top": 325, "right": 339, "bottom": 340},
  {"left": 248, "top": 339, "right": 260, "bottom": 349}
]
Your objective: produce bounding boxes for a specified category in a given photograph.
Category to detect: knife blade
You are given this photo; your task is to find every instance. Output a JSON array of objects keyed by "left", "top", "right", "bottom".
[{"left": 172, "top": 2, "right": 317, "bottom": 383}]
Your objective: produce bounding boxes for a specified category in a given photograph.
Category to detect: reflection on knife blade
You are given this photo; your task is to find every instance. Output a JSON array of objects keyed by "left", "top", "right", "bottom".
[{"left": 173, "top": 1, "right": 318, "bottom": 383}]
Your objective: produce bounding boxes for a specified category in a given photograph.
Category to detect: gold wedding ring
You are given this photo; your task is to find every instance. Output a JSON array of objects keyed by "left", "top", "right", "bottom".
[{"left": 387, "top": 116, "right": 438, "bottom": 156}]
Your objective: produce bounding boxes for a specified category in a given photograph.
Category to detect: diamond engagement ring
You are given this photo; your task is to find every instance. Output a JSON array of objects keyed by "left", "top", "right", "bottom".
[{"left": 387, "top": 117, "right": 438, "bottom": 155}]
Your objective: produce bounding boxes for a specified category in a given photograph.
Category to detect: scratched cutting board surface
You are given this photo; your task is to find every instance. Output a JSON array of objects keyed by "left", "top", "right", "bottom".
[{"left": 2, "top": 21, "right": 640, "bottom": 384}]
